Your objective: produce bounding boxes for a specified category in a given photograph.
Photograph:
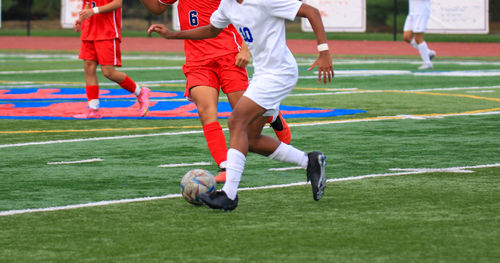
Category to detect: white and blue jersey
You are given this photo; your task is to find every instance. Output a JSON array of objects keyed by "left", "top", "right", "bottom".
[{"left": 210, "top": 0, "right": 302, "bottom": 113}]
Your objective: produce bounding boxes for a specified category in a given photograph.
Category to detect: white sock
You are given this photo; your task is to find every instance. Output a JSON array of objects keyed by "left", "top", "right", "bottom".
[
  {"left": 222, "top": 148, "right": 246, "bottom": 200},
  {"left": 268, "top": 142, "right": 308, "bottom": 169},
  {"left": 410, "top": 38, "right": 418, "bottom": 49},
  {"left": 88, "top": 99, "right": 99, "bottom": 110},
  {"left": 134, "top": 86, "right": 141, "bottom": 96},
  {"left": 417, "top": 41, "right": 432, "bottom": 65}
]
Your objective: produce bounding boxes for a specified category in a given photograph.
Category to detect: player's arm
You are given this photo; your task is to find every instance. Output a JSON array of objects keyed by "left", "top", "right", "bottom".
[
  {"left": 79, "top": 0, "right": 122, "bottom": 21},
  {"left": 235, "top": 41, "right": 250, "bottom": 68},
  {"left": 296, "top": 3, "right": 334, "bottom": 84},
  {"left": 140, "top": 0, "right": 171, "bottom": 15},
  {"left": 148, "top": 24, "right": 223, "bottom": 40}
]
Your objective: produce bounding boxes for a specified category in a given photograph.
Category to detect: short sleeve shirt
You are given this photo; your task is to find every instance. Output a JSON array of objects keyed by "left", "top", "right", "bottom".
[
  {"left": 159, "top": 0, "right": 243, "bottom": 62},
  {"left": 80, "top": 0, "right": 121, "bottom": 41},
  {"left": 210, "top": 0, "right": 302, "bottom": 76}
]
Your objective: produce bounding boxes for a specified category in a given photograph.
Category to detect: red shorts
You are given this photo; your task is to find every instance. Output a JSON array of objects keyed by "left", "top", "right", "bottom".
[
  {"left": 78, "top": 39, "right": 122, "bottom": 67},
  {"left": 183, "top": 52, "right": 248, "bottom": 99}
]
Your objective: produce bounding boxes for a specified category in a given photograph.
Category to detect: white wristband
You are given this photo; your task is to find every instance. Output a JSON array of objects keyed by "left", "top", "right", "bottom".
[
  {"left": 317, "top": 43, "right": 329, "bottom": 52},
  {"left": 92, "top": 7, "right": 99, "bottom": 14}
]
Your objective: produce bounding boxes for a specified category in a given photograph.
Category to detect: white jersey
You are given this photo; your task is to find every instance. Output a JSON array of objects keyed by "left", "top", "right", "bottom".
[
  {"left": 409, "top": 0, "right": 430, "bottom": 15},
  {"left": 210, "top": 0, "right": 302, "bottom": 76}
]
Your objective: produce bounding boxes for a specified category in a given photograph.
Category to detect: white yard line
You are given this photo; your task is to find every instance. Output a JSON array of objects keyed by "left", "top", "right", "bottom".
[
  {"left": 47, "top": 158, "right": 103, "bottom": 165},
  {"left": 1, "top": 163, "right": 498, "bottom": 217},
  {"left": 158, "top": 162, "right": 211, "bottom": 168},
  {"left": 2, "top": 110, "right": 500, "bottom": 149}
]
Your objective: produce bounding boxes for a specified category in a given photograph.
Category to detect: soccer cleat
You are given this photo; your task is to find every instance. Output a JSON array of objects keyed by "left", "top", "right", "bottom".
[
  {"left": 270, "top": 112, "right": 291, "bottom": 144},
  {"left": 200, "top": 190, "right": 238, "bottom": 211},
  {"left": 73, "top": 108, "right": 102, "bottom": 119},
  {"left": 418, "top": 63, "right": 433, "bottom": 70},
  {"left": 429, "top": 50, "right": 436, "bottom": 60},
  {"left": 214, "top": 168, "right": 226, "bottom": 183},
  {"left": 306, "top": 151, "right": 327, "bottom": 201},
  {"left": 137, "top": 87, "right": 150, "bottom": 117}
]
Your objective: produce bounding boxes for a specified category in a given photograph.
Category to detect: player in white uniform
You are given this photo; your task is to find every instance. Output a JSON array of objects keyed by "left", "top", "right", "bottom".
[
  {"left": 403, "top": 0, "right": 436, "bottom": 70},
  {"left": 148, "top": 0, "right": 333, "bottom": 211}
]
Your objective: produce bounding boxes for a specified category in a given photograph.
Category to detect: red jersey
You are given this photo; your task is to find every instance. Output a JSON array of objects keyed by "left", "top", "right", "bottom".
[
  {"left": 159, "top": 0, "right": 243, "bottom": 62},
  {"left": 80, "top": 0, "right": 121, "bottom": 41}
]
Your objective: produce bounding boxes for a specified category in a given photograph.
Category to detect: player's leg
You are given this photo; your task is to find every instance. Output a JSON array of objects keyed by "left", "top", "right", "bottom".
[
  {"left": 219, "top": 52, "right": 292, "bottom": 144},
  {"left": 413, "top": 15, "right": 434, "bottom": 70},
  {"left": 184, "top": 62, "right": 230, "bottom": 182},
  {"left": 190, "top": 85, "right": 233, "bottom": 182},
  {"left": 96, "top": 39, "right": 150, "bottom": 116},
  {"left": 74, "top": 40, "right": 101, "bottom": 119}
]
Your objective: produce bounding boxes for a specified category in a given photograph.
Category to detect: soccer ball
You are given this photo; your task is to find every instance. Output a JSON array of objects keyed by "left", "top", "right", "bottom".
[{"left": 180, "top": 169, "right": 216, "bottom": 206}]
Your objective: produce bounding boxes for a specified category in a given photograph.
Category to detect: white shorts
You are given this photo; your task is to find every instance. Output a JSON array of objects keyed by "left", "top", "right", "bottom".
[
  {"left": 243, "top": 72, "right": 298, "bottom": 117},
  {"left": 403, "top": 14, "right": 430, "bottom": 33}
]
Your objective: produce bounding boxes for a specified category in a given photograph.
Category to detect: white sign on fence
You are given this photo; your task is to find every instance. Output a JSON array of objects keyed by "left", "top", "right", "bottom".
[
  {"left": 427, "top": 0, "right": 489, "bottom": 34},
  {"left": 301, "top": 0, "right": 366, "bottom": 32},
  {"left": 61, "top": 0, "right": 83, "bottom": 29}
]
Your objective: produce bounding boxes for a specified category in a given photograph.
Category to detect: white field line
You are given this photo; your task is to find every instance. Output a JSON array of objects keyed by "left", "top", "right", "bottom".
[
  {"left": 0, "top": 130, "right": 203, "bottom": 148},
  {"left": 3, "top": 67, "right": 500, "bottom": 78},
  {"left": 3, "top": 53, "right": 500, "bottom": 66},
  {"left": 287, "top": 85, "right": 500, "bottom": 97},
  {"left": 158, "top": 162, "right": 211, "bottom": 168},
  {"left": 269, "top": 166, "right": 303, "bottom": 171},
  {"left": 47, "top": 158, "right": 103, "bottom": 165},
  {"left": 1, "top": 163, "right": 498, "bottom": 217},
  {"left": 2, "top": 110, "right": 500, "bottom": 149}
]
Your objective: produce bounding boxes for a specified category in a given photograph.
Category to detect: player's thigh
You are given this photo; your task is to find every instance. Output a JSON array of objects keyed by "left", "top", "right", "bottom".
[
  {"left": 218, "top": 53, "right": 249, "bottom": 96},
  {"left": 94, "top": 39, "right": 122, "bottom": 67},
  {"left": 243, "top": 73, "right": 297, "bottom": 118},
  {"left": 412, "top": 14, "right": 430, "bottom": 33},
  {"left": 79, "top": 41, "right": 97, "bottom": 61},
  {"left": 190, "top": 85, "right": 219, "bottom": 124},
  {"left": 183, "top": 63, "right": 220, "bottom": 100}
]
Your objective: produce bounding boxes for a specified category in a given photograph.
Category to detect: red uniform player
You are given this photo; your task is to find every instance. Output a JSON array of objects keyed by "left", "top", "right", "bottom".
[
  {"left": 74, "top": 0, "right": 150, "bottom": 118},
  {"left": 140, "top": 0, "right": 291, "bottom": 182}
]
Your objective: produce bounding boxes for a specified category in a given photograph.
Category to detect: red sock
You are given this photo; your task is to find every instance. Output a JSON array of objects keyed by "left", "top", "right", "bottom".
[
  {"left": 118, "top": 75, "right": 137, "bottom": 94},
  {"left": 85, "top": 85, "right": 99, "bottom": 101},
  {"left": 203, "top": 122, "right": 227, "bottom": 167},
  {"left": 266, "top": 116, "right": 273, "bottom": 123}
]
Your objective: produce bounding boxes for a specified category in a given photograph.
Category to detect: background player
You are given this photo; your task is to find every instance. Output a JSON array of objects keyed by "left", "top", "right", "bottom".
[
  {"left": 148, "top": 0, "right": 333, "bottom": 210},
  {"left": 140, "top": 0, "right": 292, "bottom": 182},
  {"left": 403, "top": 0, "right": 436, "bottom": 70},
  {"left": 74, "top": 0, "right": 150, "bottom": 118}
]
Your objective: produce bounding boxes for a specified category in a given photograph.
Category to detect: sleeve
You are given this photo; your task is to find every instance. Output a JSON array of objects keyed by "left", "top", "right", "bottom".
[
  {"left": 210, "top": 6, "right": 231, "bottom": 29},
  {"left": 158, "top": 0, "right": 177, "bottom": 5},
  {"left": 267, "top": 0, "right": 302, "bottom": 21}
]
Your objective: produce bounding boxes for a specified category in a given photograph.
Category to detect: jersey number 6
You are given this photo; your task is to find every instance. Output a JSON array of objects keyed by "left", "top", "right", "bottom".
[{"left": 189, "top": 11, "right": 199, "bottom": 26}]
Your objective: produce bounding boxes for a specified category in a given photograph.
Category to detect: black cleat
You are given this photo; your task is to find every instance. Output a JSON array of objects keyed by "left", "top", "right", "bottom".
[
  {"left": 306, "top": 151, "right": 327, "bottom": 201},
  {"left": 200, "top": 190, "right": 238, "bottom": 211}
]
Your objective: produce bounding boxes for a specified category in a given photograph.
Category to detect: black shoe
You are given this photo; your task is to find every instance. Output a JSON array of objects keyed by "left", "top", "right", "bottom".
[
  {"left": 200, "top": 190, "right": 238, "bottom": 211},
  {"left": 306, "top": 151, "right": 327, "bottom": 201}
]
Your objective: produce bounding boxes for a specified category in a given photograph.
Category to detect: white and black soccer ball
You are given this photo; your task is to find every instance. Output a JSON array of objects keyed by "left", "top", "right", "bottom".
[{"left": 180, "top": 169, "right": 216, "bottom": 206}]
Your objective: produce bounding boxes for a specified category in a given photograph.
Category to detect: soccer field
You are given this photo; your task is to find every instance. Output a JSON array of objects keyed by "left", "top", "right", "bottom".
[{"left": 1, "top": 51, "right": 499, "bottom": 262}]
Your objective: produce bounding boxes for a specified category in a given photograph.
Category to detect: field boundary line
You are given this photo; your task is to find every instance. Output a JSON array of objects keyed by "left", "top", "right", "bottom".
[
  {"left": 1, "top": 163, "right": 498, "bottom": 217},
  {"left": 1, "top": 109, "right": 500, "bottom": 147}
]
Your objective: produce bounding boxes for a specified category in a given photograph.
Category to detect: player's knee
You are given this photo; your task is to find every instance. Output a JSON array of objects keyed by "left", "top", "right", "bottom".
[{"left": 101, "top": 69, "right": 114, "bottom": 80}]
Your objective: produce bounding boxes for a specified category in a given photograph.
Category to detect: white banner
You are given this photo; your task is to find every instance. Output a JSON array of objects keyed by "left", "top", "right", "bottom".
[
  {"left": 61, "top": 0, "right": 83, "bottom": 29},
  {"left": 301, "top": 0, "right": 366, "bottom": 32},
  {"left": 427, "top": 0, "right": 489, "bottom": 34}
]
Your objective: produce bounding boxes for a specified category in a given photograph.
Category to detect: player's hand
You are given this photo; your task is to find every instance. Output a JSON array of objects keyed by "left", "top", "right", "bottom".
[
  {"left": 235, "top": 44, "right": 250, "bottom": 68},
  {"left": 308, "top": 51, "right": 334, "bottom": 84},
  {"left": 147, "top": 24, "right": 172, "bottom": 38},
  {"left": 79, "top": 3, "right": 94, "bottom": 21},
  {"left": 74, "top": 19, "right": 82, "bottom": 32}
]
